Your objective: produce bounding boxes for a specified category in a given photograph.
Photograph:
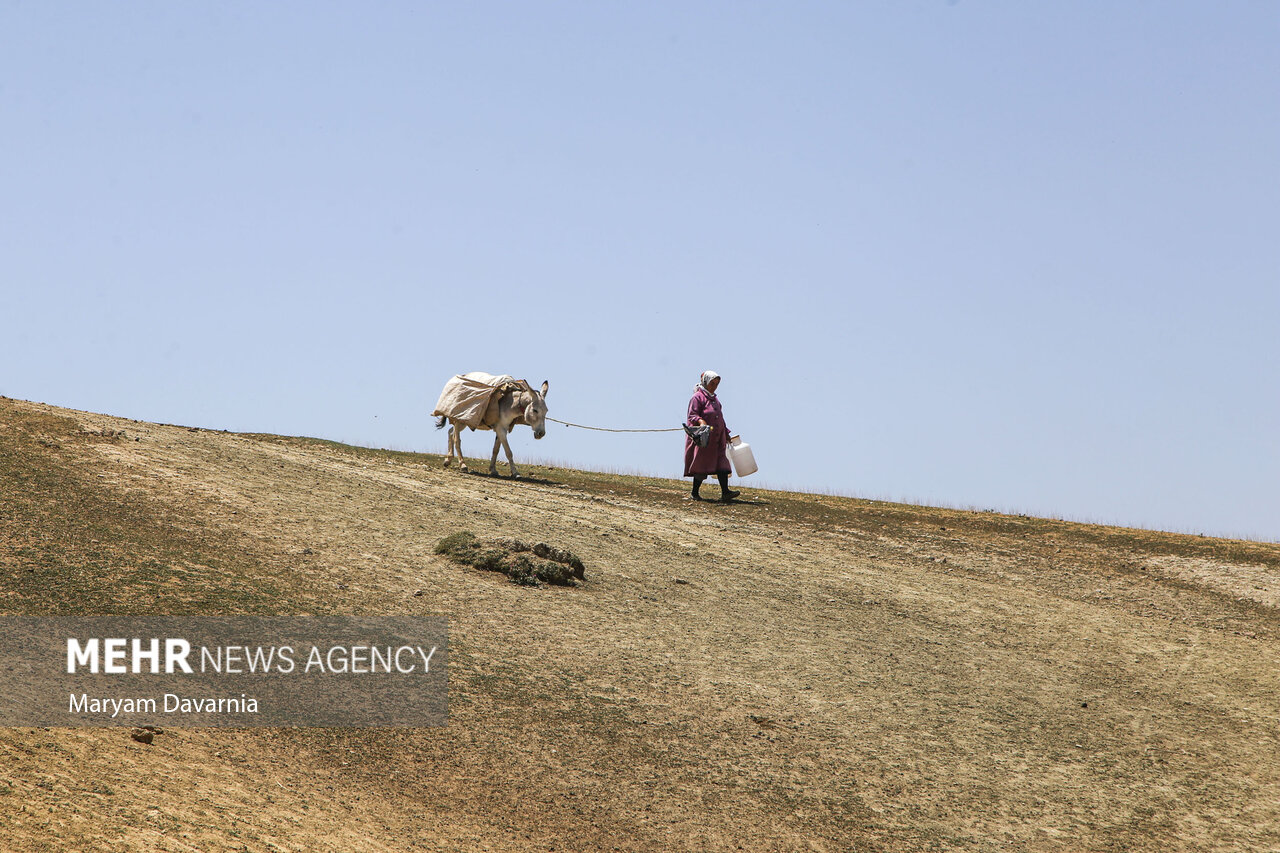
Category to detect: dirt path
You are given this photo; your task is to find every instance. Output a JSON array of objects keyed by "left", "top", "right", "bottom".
[{"left": 2, "top": 398, "right": 1278, "bottom": 851}]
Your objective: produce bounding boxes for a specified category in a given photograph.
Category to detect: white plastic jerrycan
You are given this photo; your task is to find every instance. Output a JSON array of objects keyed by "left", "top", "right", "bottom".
[{"left": 727, "top": 435, "right": 758, "bottom": 477}]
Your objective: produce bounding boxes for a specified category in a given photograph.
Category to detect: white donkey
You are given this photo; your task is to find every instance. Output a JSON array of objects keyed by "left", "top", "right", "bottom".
[{"left": 435, "top": 378, "right": 549, "bottom": 477}]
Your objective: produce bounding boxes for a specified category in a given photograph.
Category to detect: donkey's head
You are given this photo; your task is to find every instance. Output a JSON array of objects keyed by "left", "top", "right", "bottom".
[{"left": 525, "top": 380, "right": 550, "bottom": 439}]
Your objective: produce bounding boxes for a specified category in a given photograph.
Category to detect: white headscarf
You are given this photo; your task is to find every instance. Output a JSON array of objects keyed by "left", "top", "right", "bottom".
[{"left": 698, "top": 370, "right": 720, "bottom": 395}]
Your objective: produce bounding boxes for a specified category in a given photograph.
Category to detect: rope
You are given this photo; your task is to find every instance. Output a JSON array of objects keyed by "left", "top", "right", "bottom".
[{"left": 547, "top": 417, "right": 682, "bottom": 433}]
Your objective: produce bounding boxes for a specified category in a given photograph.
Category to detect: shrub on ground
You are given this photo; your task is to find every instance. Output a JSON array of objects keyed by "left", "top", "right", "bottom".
[{"left": 434, "top": 531, "right": 585, "bottom": 587}]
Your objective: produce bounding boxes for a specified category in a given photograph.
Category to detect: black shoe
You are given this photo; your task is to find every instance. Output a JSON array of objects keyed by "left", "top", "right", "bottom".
[{"left": 721, "top": 489, "right": 740, "bottom": 502}]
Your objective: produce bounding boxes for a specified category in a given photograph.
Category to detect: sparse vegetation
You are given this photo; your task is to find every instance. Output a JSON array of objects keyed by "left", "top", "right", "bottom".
[
  {"left": 0, "top": 405, "right": 287, "bottom": 615},
  {"left": 2, "top": 397, "right": 1278, "bottom": 852},
  {"left": 434, "top": 530, "right": 585, "bottom": 586}
]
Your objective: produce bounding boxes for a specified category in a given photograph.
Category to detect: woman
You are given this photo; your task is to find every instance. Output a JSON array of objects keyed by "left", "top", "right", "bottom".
[{"left": 684, "top": 370, "right": 741, "bottom": 502}]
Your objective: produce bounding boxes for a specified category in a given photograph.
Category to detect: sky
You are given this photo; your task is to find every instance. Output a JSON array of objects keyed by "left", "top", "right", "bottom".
[{"left": 2, "top": 2, "right": 1277, "bottom": 542}]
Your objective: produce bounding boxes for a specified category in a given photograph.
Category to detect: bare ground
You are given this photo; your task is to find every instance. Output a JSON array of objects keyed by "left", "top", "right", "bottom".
[{"left": 1, "top": 397, "right": 1278, "bottom": 852}]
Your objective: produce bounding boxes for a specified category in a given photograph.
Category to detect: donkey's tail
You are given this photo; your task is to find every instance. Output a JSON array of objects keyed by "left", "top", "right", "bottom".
[{"left": 434, "top": 415, "right": 448, "bottom": 430}]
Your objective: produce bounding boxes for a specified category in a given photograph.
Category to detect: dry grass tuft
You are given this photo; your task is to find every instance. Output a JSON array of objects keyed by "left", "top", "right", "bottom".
[{"left": 434, "top": 530, "right": 585, "bottom": 586}]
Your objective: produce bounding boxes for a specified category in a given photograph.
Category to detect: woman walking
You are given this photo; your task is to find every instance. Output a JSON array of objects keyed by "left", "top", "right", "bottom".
[{"left": 684, "top": 370, "right": 741, "bottom": 502}]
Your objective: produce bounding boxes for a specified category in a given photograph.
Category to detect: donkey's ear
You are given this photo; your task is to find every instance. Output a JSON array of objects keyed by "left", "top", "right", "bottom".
[{"left": 540, "top": 380, "right": 549, "bottom": 397}]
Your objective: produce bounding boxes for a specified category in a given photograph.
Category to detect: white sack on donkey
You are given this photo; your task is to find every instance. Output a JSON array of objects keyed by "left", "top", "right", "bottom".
[{"left": 433, "top": 372, "right": 549, "bottom": 478}]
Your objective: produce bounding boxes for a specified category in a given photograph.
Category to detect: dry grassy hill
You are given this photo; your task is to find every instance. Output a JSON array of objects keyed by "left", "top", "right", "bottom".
[{"left": 2, "top": 396, "right": 1278, "bottom": 852}]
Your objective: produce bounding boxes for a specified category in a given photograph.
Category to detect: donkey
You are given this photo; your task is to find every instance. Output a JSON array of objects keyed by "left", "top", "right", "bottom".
[{"left": 435, "top": 380, "right": 549, "bottom": 478}]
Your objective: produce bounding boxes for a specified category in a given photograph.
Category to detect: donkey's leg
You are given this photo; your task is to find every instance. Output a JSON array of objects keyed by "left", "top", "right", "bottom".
[
  {"left": 454, "top": 424, "right": 469, "bottom": 473},
  {"left": 499, "top": 428, "right": 520, "bottom": 478},
  {"left": 489, "top": 428, "right": 504, "bottom": 476},
  {"left": 443, "top": 422, "right": 455, "bottom": 468}
]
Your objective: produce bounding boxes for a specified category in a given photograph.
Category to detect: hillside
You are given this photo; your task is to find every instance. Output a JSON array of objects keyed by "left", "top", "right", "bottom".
[{"left": 1, "top": 396, "right": 1278, "bottom": 852}]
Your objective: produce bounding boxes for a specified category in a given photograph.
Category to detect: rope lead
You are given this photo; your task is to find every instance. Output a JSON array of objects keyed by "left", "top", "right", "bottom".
[{"left": 546, "top": 417, "right": 682, "bottom": 434}]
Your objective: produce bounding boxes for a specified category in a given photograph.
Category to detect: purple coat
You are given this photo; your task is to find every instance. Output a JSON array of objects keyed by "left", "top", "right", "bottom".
[{"left": 684, "top": 387, "right": 731, "bottom": 476}]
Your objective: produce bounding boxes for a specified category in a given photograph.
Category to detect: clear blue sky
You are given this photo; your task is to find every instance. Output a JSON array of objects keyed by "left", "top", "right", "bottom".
[{"left": 3, "top": 2, "right": 1277, "bottom": 541}]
